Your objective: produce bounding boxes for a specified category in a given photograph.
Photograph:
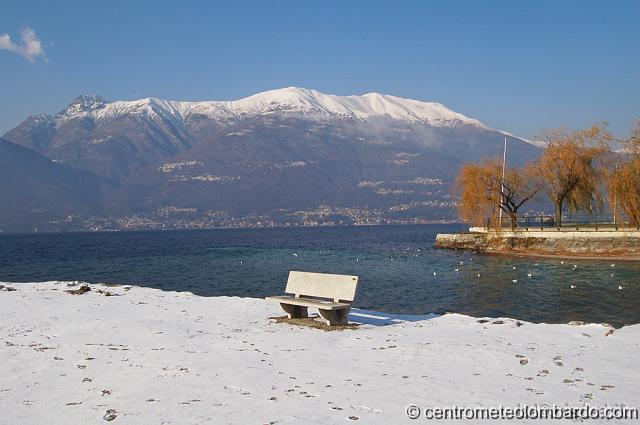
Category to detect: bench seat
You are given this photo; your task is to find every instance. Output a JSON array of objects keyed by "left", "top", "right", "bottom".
[
  {"left": 265, "top": 295, "right": 350, "bottom": 310},
  {"left": 266, "top": 271, "right": 359, "bottom": 326}
]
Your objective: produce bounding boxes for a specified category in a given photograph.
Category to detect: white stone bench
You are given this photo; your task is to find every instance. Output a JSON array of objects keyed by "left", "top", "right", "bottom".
[{"left": 266, "top": 271, "right": 359, "bottom": 326}]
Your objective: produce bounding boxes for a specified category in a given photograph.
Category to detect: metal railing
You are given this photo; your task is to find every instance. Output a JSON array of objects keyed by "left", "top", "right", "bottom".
[{"left": 485, "top": 214, "right": 639, "bottom": 231}]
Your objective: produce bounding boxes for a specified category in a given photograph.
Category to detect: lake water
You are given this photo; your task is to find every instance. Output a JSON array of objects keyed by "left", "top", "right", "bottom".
[{"left": 1, "top": 224, "right": 638, "bottom": 327}]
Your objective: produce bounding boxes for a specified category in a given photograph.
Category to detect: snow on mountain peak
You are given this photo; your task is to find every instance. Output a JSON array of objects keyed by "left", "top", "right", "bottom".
[
  {"left": 60, "top": 94, "right": 107, "bottom": 117},
  {"left": 53, "top": 87, "right": 490, "bottom": 129}
]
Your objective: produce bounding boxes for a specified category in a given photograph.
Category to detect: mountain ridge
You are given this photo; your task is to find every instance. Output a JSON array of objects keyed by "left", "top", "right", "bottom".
[
  {"left": 33, "top": 87, "right": 508, "bottom": 132},
  {"left": 1, "top": 88, "right": 542, "bottom": 232}
]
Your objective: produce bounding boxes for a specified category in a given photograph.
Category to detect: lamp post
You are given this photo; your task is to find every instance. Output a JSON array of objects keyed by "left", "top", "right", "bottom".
[
  {"left": 613, "top": 164, "right": 618, "bottom": 229},
  {"left": 499, "top": 136, "right": 507, "bottom": 230}
]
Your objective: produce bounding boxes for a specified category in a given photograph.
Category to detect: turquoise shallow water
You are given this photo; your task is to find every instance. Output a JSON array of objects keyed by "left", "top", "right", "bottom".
[{"left": 1, "top": 224, "right": 638, "bottom": 327}]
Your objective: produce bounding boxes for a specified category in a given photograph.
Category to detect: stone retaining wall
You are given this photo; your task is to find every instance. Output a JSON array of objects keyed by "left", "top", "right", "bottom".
[{"left": 434, "top": 231, "right": 640, "bottom": 258}]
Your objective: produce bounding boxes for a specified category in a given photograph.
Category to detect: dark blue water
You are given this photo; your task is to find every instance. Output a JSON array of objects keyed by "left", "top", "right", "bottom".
[{"left": 1, "top": 224, "right": 638, "bottom": 327}]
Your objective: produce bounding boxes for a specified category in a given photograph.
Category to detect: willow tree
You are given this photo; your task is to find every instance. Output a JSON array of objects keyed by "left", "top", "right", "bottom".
[
  {"left": 500, "top": 164, "right": 539, "bottom": 228},
  {"left": 454, "top": 159, "right": 538, "bottom": 229},
  {"left": 455, "top": 161, "right": 497, "bottom": 227},
  {"left": 606, "top": 120, "right": 640, "bottom": 225},
  {"left": 537, "top": 124, "right": 609, "bottom": 227}
]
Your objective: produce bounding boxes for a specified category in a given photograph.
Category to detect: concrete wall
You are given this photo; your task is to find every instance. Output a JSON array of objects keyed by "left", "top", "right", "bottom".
[{"left": 434, "top": 231, "right": 640, "bottom": 258}]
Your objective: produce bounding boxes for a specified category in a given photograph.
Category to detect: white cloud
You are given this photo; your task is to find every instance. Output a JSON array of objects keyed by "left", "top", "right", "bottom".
[{"left": 0, "top": 28, "right": 46, "bottom": 62}]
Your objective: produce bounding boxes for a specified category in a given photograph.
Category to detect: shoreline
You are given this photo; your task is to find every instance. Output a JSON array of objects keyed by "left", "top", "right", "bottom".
[
  {"left": 435, "top": 230, "right": 640, "bottom": 260},
  {"left": 2, "top": 280, "right": 634, "bottom": 328},
  {"left": 0, "top": 222, "right": 464, "bottom": 237},
  {"left": 2, "top": 281, "right": 639, "bottom": 424},
  {"left": 2, "top": 279, "right": 637, "bottom": 328}
]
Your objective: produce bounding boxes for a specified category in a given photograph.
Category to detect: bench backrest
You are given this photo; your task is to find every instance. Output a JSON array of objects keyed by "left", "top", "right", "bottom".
[{"left": 285, "top": 271, "right": 359, "bottom": 302}]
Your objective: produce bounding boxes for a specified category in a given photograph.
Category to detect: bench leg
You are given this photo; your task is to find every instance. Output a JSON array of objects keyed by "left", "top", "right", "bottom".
[
  {"left": 280, "top": 303, "right": 308, "bottom": 319},
  {"left": 318, "top": 307, "right": 350, "bottom": 326}
]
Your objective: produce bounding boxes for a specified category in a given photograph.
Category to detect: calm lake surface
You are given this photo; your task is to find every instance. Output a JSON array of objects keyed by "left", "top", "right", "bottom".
[{"left": 1, "top": 224, "right": 638, "bottom": 327}]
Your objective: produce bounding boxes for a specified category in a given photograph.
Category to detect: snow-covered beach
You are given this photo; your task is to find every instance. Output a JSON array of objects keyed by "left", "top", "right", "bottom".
[{"left": 1, "top": 281, "right": 639, "bottom": 424}]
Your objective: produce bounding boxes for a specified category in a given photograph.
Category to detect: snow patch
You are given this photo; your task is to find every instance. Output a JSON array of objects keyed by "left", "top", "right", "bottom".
[
  {"left": 0, "top": 281, "right": 637, "bottom": 425},
  {"left": 54, "top": 87, "right": 493, "bottom": 130}
]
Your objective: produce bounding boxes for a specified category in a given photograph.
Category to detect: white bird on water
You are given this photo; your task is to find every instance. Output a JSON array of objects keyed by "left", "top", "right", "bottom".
[
  {"left": 527, "top": 272, "right": 532, "bottom": 278},
  {"left": 618, "top": 285, "right": 624, "bottom": 290},
  {"left": 240, "top": 260, "right": 243, "bottom": 265},
  {"left": 611, "top": 264, "right": 616, "bottom": 268},
  {"left": 572, "top": 265, "right": 577, "bottom": 270},
  {"left": 459, "top": 261, "right": 464, "bottom": 265},
  {"left": 454, "top": 268, "right": 459, "bottom": 272},
  {"left": 611, "top": 273, "right": 615, "bottom": 278},
  {"left": 571, "top": 285, "right": 576, "bottom": 289},
  {"left": 433, "top": 272, "right": 437, "bottom": 276},
  {"left": 477, "top": 273, "right": 481, "bottom": 277},
  {"left": 561, "top": 260, "right": 564, "bottom": 265},
  {"left": 512, "top": 279, "right": 518, "bottom": 283},
  {"left": 512, "top": 266, "right": 516, "bottom": 270},
  {"left": 293, "top": 253, "right": 298, "bottom": 257}
]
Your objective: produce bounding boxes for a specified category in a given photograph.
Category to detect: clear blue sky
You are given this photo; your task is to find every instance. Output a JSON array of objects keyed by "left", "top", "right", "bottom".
[{"left": 1, "top": 0, "right": 638, "bottom": 138}]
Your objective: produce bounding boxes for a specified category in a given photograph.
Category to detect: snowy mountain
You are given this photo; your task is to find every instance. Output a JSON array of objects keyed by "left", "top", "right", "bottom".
[
  {"left": 54, "top": 87, "right": 492, "bottom": 127},
  {"left": 2, "top": 88, "right": 542, "bottom": 232}
]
